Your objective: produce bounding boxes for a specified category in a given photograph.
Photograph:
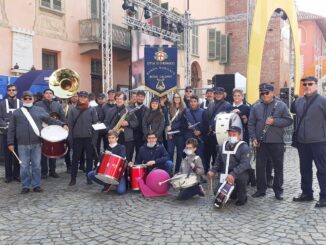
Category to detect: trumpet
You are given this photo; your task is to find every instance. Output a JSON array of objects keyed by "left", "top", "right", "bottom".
[{"left": 49, "top": 68, "right": 80, "bottom": 98}]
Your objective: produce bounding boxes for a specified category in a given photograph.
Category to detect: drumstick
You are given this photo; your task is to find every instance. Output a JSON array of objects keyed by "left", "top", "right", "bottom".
[
  {"left": 11, "top": 150, "right": 22, "bottom": 164},
  {"left": 158, "top": 178, "right": 172, "bottom": 186}
]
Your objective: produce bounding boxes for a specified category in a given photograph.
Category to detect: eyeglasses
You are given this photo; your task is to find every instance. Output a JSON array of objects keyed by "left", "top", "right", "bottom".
[
  {"left": 260, "top": 91, "right": 270, "bottom": 96},
  {"left": 7, "top": 89, "right": 16, "bottom": 92},
  {"left": 302, "top": 83, "right": 314, "bottom": 87},
  {"left": 23, "top": 97, "right": 33, "bottom": 101}
]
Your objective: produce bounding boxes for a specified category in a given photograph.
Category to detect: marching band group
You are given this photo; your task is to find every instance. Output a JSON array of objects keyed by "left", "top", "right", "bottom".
[{"left": 1, "top": 75, "right": 326, "bottom": 208}]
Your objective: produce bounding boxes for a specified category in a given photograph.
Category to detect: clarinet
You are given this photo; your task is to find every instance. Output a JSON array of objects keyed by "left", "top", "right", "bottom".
[{"left": 257, "top": 101, "right": 278, "bottom": 146}]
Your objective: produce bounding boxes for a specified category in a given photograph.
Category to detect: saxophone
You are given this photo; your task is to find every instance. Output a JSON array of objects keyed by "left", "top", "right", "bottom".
[{"left": 113, "top": 108, "right": 129, "bottom": 134}]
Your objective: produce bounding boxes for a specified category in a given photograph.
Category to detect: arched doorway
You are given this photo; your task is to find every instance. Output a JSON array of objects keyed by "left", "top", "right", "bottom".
[
  {"left": 191, "top": 61, "right": 202, "bottom": 91},
  {"left": 247, "top": 0, "right": 300, "bottom": 104}
]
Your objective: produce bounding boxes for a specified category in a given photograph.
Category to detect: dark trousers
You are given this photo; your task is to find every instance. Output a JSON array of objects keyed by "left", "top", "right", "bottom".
[
  {"left": 41, "top": 155, "right": 56, "bottom": 175},
  {"left": 3, "top": 135, "right": 20, "bottom": 179},
  {"left": 65, "top": 143, "right": 71, "bottom": 169},
  {"left": 118, "top": 134, "right": 134, "bottom": 162},
  {"left": 177, "top": 184, "right": 202, "bottom": 200},
  {"left": 204, "top": 135, "right": 218, "bottom": 173},
  {"left": 71, "top": 138, "right": 93, "bottom": 179},
  {"left": 96, "top": 130, "right": 107, "bottom": 155},
  {"left": 297, "top": 142, "right": 326, "bottom": 200},
  {"left": 256, "top": 143, "right": 285, "bottom": 195},
  {"left": 167, "top": 135, "right": 185, "bottom": 173},
  {"left": 134, "top": 137, "right": 144, "bottom": 160},
  {"left": 266, "top": 158, "right": 274, "bottom": 182}
]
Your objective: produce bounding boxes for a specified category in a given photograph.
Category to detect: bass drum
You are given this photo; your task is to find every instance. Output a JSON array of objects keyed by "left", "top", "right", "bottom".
[
  {"left": 215, "top": 112, "right": 243, "bottom": 144},
  {"left": 41, "top": 125, "right": 68, "bottom": 158}
]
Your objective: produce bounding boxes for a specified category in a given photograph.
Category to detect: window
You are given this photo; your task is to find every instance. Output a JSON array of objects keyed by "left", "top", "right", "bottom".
[
  {"left": 207, "top": 29, "right": 216, "bottom": 60},
  {"left": 42, "top": 50, "right": 58, "bottom": 70},
  {"left": 219, "top": 34, "right": 229, "bottom": 64},
  {"left": 91, "top": 59, "right": 102, "bottom": 76},
  {"left": 40, "top": 0, "right": 63, "bottom": 12},
  {"left": 91, "top": 0, "right": 100, "bottom": 18},
  {"left": 192, "top": 26, "right": 199, "bottom": 56}
]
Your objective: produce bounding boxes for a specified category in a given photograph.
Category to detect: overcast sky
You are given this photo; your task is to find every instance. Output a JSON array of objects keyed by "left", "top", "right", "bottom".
[{"left": 297, "top": 0, "right": 326, "bottom": 16}]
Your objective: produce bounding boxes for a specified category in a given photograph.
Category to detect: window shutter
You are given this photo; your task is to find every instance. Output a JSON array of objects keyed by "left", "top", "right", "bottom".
[
  {"left": 207, "top": 29, "right": 216, "bottom": 60},
  {"left": 215, "top": 31, "right": 221, "bottom": 60},
  {"left": 220, "top": 34, "right": 229, "bottom": 64}
]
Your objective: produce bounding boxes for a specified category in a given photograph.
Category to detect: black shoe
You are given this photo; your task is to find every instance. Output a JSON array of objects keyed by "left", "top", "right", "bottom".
[
  {"left": 275, "top": 193, "right": 284, "bottom": 201},
  {"left": 315, "top": 199, "right": 326, "bottom": 208},
  {"left": 33, "top": 187, "right": 43, "bottom": 193},
  {"left": 5, "top": 178, "right": 12, "bottom": 183},
  {"left": 252, "top": 191, "right": 266, "bottom": 198},
  {"left": 49, "top": 172, "right": 59, "bottom": 178},
  {"left": 267, "top": 179, "right": 273, "bottom": 188},
  {"left": 293, "top": 193, "right": 314, "bottom": 202},
  {"left": 69, "top": 179, "right": 76, "bottom": 186},
  {"left": 235, "top": 196, "right": 248, "bottom": 206},
  {"left": 41, "top": 174, "right": 47, "bottom": 179},
  {"left": 13, "top": 177, "right": 21, "bottom": 182},
  {"left": 21, "top": 188, "right": 30, "bottom": 194}
]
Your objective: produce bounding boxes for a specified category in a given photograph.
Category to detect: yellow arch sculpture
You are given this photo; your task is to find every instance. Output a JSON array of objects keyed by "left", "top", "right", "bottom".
[{"left": 247, "top": 0, "right": 300, "bottom": 103}]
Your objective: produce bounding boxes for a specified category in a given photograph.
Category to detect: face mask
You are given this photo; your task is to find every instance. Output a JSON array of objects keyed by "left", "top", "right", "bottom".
[
  {"left": 184, "top": 149, "right": 193, "bottom": 156},
  {"left": 109, "top": 143, "right": 117, "bottom": 148},
  {"left": 89, "top": 100, "right": 98, "bottom": 107},
  {"left": 228, "top": 136, "right": 239, "bottom": 144},
  {"left": 147, "top": 143, "right": 155, "bottom": 148},
  {"left": 23, "top": 103, "right": 33, "bottom": 108}
]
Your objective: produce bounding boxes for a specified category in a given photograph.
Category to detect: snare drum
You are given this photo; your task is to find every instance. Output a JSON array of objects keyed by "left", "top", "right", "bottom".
[
  {"left": 215, "top": 112, "right": 243, "bottom": 144},
  {"left": 41, "top": 125, "right": 68, "bottom": 158},
  {"left": 95, "top": 152, "right": 126, "bottom": 185},
  {"left": 170, "top": 174, "right": 198, "bottom": 189},
  {"left": 130, "top": 165, "right": 147, "bottom": 190},
  {"left": 214, "top": 181, "right": 235, "bottom": 208}
]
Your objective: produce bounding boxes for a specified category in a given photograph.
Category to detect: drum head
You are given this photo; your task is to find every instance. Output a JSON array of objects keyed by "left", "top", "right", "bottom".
[{"left": 41, "top": 125, "right": 68, "bottom": 142}]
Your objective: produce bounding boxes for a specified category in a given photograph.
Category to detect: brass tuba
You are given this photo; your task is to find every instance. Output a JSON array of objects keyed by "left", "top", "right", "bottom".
[{"left": 49, "top": 68, "right": 80, "bottom": 98}]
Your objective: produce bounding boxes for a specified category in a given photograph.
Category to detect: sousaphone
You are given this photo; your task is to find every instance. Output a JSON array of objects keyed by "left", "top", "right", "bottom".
[{"left": 49, "top": 68, "right": 80, "bottom": 98}]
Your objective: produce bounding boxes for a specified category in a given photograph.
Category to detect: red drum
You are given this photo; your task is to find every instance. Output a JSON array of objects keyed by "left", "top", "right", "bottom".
[
  {"left": 95, "top": 152, "right": 126, "bottom": 185},
  {"left": 41, "top": 125, "right": 68, "bottom": 158},
  {"left": 130, "top": 165, "right": 147, "bottom": 190}
]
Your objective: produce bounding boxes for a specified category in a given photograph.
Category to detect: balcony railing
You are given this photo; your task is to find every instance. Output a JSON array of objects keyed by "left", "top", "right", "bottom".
[{"left": 79, "top": 18, "right": 130, "bottom": 51}]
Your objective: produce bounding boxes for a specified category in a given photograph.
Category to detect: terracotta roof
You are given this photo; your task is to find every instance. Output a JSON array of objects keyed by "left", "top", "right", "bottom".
[{"left": 298, "top": 11, "right": 326, "bottom": 40}]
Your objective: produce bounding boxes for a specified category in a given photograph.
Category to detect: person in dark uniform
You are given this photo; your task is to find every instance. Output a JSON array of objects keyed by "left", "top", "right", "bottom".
[
  {"left": 104, "top": 92, "right": 138, "bottom": 162},
  {"left": 128, "top": 131, "right": 173, "bottom": 175},
  {"left": 166, "top": 92, "right": 185, "bottom": 173},
  {"left": 95, "top": 93, "right": 106, "bottom": 155},
  {"left": 183, "top": 86, "right": 193, "bottom": 108},
  {"left": 35, "top": 88, "right": 65, "bottom": 179},
  {"left": 208, "top": 126, "right": 251, "bottom": 206},
  {"left": 204, "top": 87, "right": 232, "bottom": 173},
  {"left": 248, "top": 83, "right": 293, "bottom": 200},
  {"left": 200, "top": 88, "right": 214, "bottom": 110},
  {"left": 143, "top": 96, "right": 165, "bottom": 143},
  {"left": 0, "top": 85, "right": 22, "bottom": 183},
  {"left": 129, "top": 90, "right": 149, "bottom": 159},
  {"left": 292, "top": 76, "right": 326, "bottom": 208},
  {"left": 182, "top": 95, "right": 205, "bottom": 170},
  {"left": 87, "top": 130, "right": 127, "bottom": 194},
  {"left": 102, "top": 89, "right": 116, "bottom": 118},
  {"left": 7, "top": 91, "right": 67, "bottom": 194},
  {"left": 67, "top": 91, "right": 98, "bottom": 186}
]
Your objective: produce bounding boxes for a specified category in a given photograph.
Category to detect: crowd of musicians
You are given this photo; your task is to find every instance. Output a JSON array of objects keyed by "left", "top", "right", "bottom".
[{"left": 1, "top": 75, "right": 326, "bottom": 208}]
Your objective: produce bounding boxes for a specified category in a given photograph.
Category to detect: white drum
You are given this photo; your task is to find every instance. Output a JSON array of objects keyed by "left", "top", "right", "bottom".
[
  {"left": 170, "top": 174, "right": 198, "bottom": 189},
  {"left": 41, "top": 125, "right": 68, "bottom": 158},
  {"left": 215, "top": 112, "right": 243, "bottom": 144}
]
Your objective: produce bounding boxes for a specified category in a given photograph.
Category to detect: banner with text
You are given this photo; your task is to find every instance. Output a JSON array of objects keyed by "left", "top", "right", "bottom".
[{"left": 144, "top": 46, "right": 177, "bottom": 96}]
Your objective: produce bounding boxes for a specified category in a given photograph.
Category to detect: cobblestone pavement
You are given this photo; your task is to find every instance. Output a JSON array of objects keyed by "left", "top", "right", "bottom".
[{"left": 0, "top": 147, "right": 325, "bottom": 245}]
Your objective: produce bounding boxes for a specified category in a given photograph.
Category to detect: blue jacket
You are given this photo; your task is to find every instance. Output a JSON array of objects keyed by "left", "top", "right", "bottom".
[
  {"left": 106, "top": 144, "right": 126, "bottom": 158},
  {"left": 136, "top": 143, "right": 170, "bottom": 169},
  {"left": 182, "top": 107, "right": 205, "bottom": 140}
]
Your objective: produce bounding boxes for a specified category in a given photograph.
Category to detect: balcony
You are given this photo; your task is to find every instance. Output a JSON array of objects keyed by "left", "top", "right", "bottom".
[{"left": 79, "top": 18, "right": 131, "bottom": 54}]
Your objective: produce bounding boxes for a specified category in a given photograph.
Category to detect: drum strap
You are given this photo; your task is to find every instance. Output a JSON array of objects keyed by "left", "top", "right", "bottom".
[
  {"left": 21, "top": 107, "right": 40, "bottom": 136},
  {"left": 72, "top": 109, "right": 86, "bottom": 130},
  {"left": 210, "top": 101, "right": 225, "bottom": 123}
]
